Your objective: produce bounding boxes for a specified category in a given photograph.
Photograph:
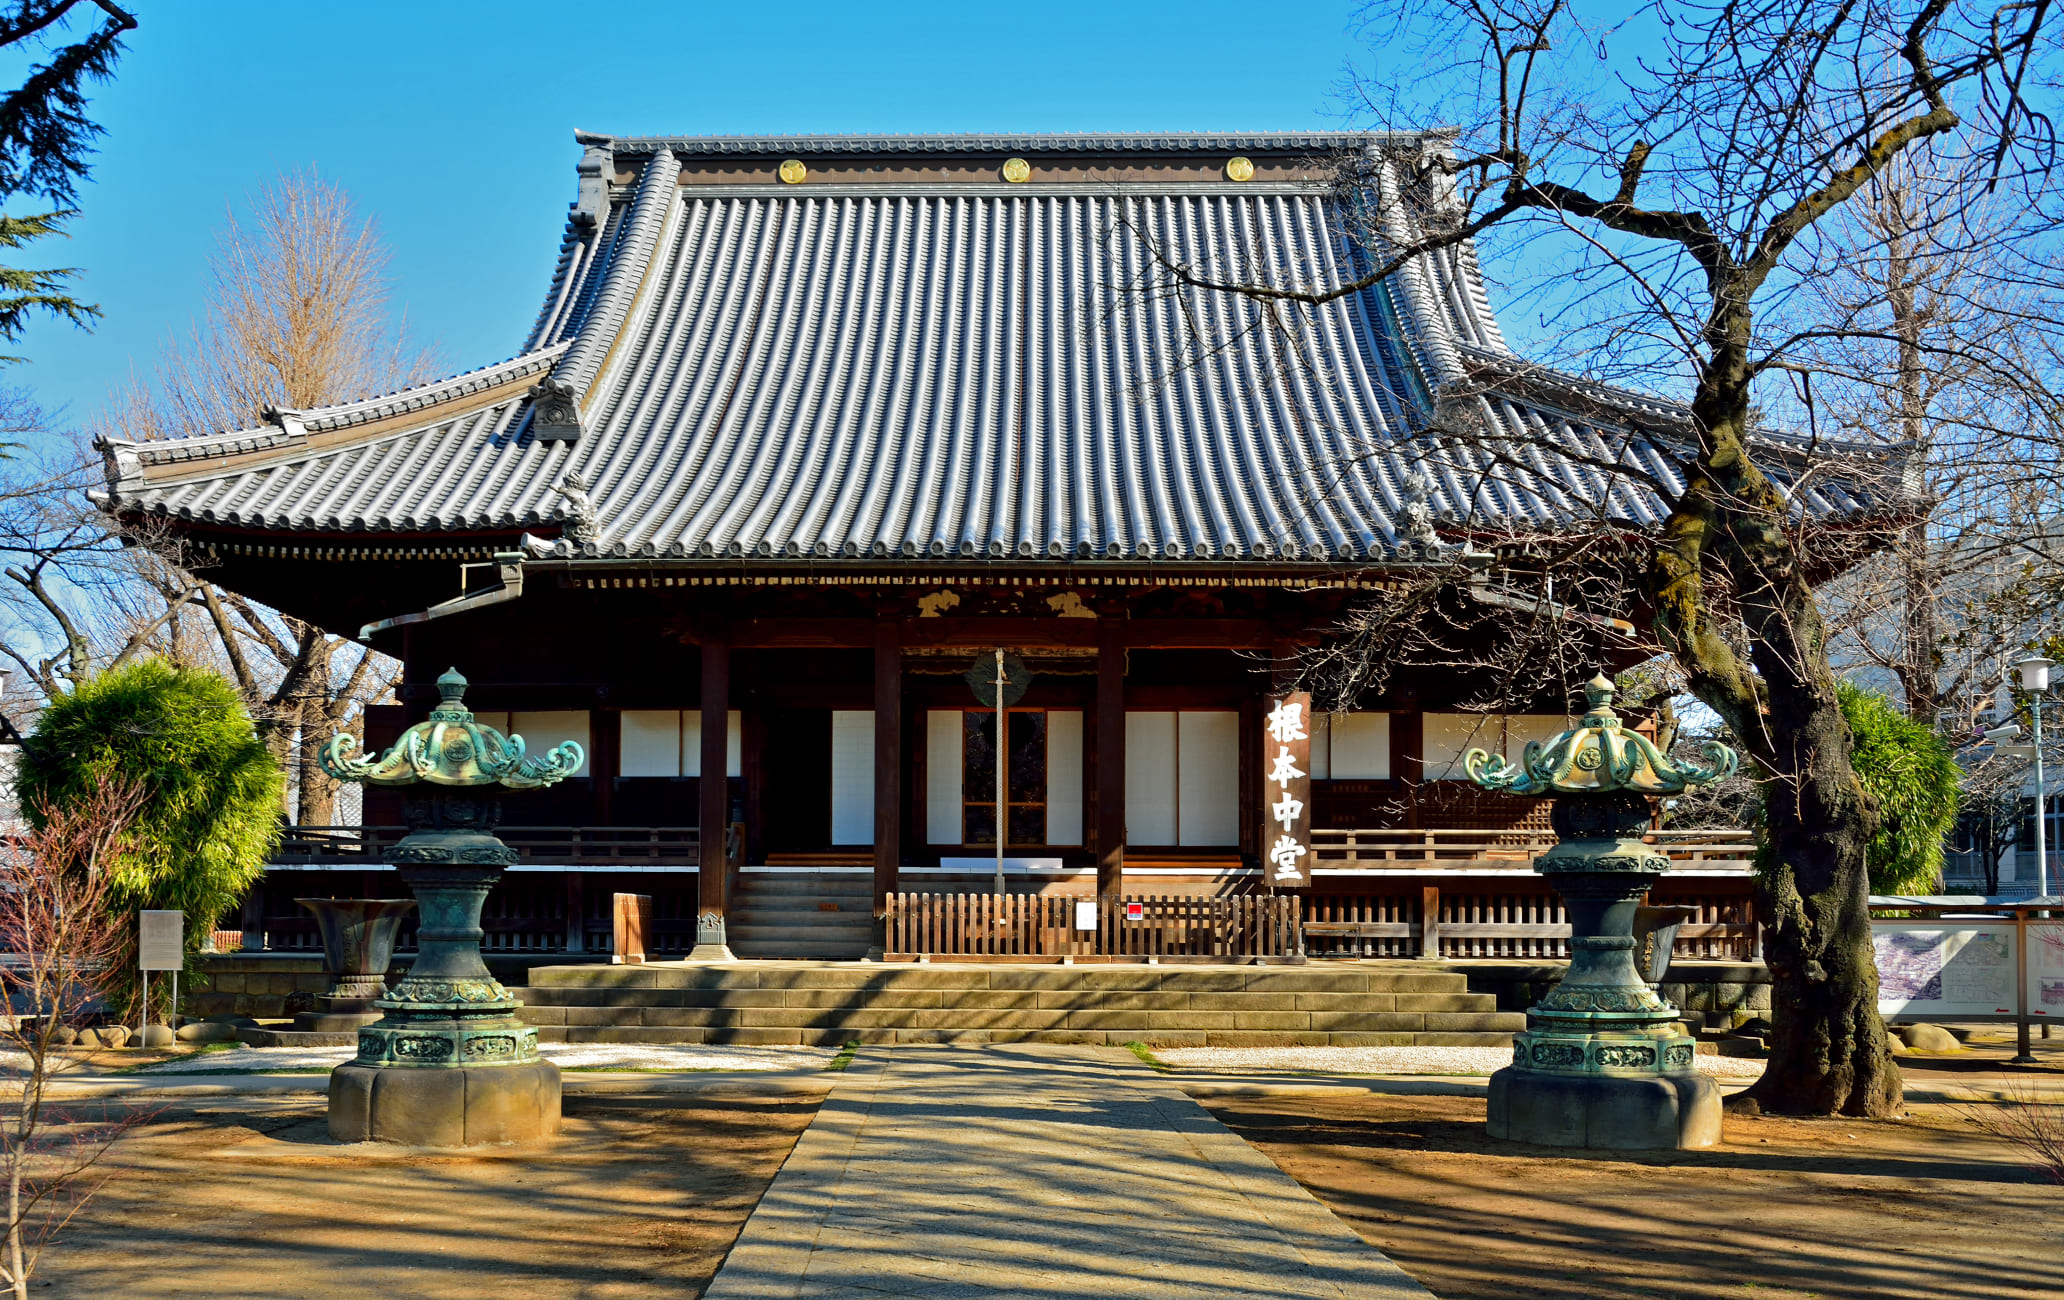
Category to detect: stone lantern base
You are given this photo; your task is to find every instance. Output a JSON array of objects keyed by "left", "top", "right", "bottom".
[
  {"left": 329, "top": 1057, "right": 561, "bottom": 1147},
  {"left": 1488, "top": 1063, "right": 1720, "bottom": 1149}
]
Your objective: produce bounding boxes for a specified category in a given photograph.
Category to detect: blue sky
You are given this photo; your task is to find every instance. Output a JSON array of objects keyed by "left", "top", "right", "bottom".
[{"left": 9, "top": 1, "right": 1378, "bottom": 430}]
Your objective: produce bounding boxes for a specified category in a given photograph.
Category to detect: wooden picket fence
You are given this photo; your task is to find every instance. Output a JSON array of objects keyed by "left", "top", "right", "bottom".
[{"left": 884, "top": 893, "right": 1304, "bottom": 962}]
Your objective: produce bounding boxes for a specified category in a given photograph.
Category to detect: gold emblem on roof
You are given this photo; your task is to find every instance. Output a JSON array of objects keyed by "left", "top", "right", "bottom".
[
  {"left": 1001, "top": 157, "right": 1031, "bottom": 183},
  {"left": 1226, "top": 156, "right": 1255, "bottom": 182},
  {"left": 778, "top": 158, "right": 808, "bottom": 185}
]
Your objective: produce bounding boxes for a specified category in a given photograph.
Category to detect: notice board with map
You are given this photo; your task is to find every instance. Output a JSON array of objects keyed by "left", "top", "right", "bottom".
[{"left": 1872, "top": 922, "right": 2019, "bottom": 1018}]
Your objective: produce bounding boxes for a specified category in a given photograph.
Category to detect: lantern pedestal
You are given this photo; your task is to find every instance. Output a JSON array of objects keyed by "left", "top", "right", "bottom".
[
  {"left": 1486, "top": 790, "right": 1719, "bottom": 1149},
  {"left": 327, "top": 789, "right": 560, "bottom": 1146},
  {"left": 291, "top": 898, "right": 415, "bottom": 1033}
]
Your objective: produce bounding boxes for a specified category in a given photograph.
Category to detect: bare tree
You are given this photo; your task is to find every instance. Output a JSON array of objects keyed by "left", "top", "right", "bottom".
[
  {"left": 0, "top": 775, "right": 148, "bottom": 1299},
  {"left": 1132, "top": 1, "right": 2062, "bottom": 1115}
]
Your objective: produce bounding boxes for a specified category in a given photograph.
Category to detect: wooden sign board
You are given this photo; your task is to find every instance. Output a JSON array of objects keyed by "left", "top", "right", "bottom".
[
  {"left": 138, "top": 910, "right": 184, "bottom": 971},
  {"left": 1262, "top": 692, "right": 1313, "bottom": 888}
]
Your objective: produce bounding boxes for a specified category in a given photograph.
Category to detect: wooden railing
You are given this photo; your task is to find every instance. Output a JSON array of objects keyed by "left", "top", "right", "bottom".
[
  {"left": 271, "top": 824, "right": 712, "bottom": 866},
  {"left": 1308, "top": 827, "right": 1756, "bottom": 872},
  {"left": 1302, "top": 886, "right": 1760, "bottom": 961},
  {"left": 884, "top": 893, "right": 1304, "bottom": 962}
]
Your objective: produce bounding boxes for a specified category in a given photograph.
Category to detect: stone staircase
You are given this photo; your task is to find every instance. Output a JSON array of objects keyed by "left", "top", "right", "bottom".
[
  {"left": 513, "top": 962, "right": 1525, "bottom": 1047},
  {"left": 726, "top": 871, "right": 874, "bottom": 960}
]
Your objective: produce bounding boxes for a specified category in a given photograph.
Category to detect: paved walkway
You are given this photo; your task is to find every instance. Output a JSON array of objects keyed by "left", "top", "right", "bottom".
[{"left": 704, "top": 1045, "right": 1433, "bottom": 1300}]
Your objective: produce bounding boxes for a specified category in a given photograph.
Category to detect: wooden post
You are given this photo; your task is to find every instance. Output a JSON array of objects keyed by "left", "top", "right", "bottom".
[
  {"left": 564, "top": 871, "right": 585, "bottom": 954},
  {"left": 872, "top": 618, "right": 903, "bottom": 958},
  {"left": 1421, "top": 884, "right": 1442, "bottom": 960},
  {"left": 691, "top": 637, "right": 735, "bottom": 960},
  {"left": 1096, "top": 615, "right": 1126, "bottom": 902}
]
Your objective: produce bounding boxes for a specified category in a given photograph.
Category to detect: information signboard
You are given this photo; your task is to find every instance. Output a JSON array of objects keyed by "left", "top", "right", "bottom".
[
  {"left": 1261, "top": 692, "right": 1313, "bottom": 888},
  {"left": 2026, "top": 922, "right": 2064, "bottom": 1017},
  {"left": 1872, "top": 922, "right": 2019, "bottom": 1018},
  {"left": 138, "top": 910, "right": 184, "bottom": 971}
]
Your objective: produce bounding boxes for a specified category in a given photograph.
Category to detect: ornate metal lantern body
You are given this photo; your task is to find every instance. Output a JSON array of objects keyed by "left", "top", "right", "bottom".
[
  {"left": 1465, "top": 673, "right": 1737, "bottom": 1149},
  {"left": 318, "top": 668, "right": 584, "bottom": 1145}
]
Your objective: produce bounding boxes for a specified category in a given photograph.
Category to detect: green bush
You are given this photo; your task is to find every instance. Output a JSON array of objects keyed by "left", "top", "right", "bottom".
[
  {"left": 16, "top": 660, "right": 282, "bottom": 984},
  {"left": 1839, "top": 680, "right": 1959, "bottom": 895}
]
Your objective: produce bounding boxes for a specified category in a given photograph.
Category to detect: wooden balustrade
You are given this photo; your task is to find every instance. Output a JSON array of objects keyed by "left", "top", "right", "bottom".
[
  {"left": 884, "top": 893, "right": 1304, "bottom": 962},
  {"left": 1307, "top": 827, "right": 1755, "bottom": 872},
  {"left": 1302, "top": 886, "right": 1760, "bottom": 961}
]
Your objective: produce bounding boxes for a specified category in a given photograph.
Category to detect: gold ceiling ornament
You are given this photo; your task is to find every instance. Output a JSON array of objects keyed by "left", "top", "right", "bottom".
[
  {"left": 1225, "top": 156, "right": 1255, "bottom": 182},
  {"left": 1001, "top": 156, "right": 1031, "bottom": 183},
  {"left": 778, "top": 158, "right": 808, "bottom": 185}
]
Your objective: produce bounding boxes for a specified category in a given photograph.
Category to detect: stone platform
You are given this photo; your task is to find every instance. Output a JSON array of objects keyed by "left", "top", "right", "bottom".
[{"left": 515, "top": 960, "right": 1524, "bottom": 1047}]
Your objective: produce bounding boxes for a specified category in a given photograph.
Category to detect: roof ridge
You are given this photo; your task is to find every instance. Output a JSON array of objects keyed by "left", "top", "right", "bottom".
[
  {"left": 577, "top": 129, "right": 1434, "bottom": 154},
  {"left": 101, "top": 344, "right": 569, "bottom": 470}
]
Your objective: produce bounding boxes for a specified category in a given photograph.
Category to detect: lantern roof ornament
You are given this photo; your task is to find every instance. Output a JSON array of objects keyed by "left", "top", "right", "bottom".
[
  {"left": 1464, "top": 673, "right": 1737, "bottom": 797},
  {"left": 320, "top": 667, "right": 585, "bottom": 789}
]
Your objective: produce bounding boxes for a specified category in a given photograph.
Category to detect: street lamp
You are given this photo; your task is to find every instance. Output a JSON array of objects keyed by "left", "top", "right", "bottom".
[{"left": 2014, "top": 653, "right": 2054, "bottom": 900}]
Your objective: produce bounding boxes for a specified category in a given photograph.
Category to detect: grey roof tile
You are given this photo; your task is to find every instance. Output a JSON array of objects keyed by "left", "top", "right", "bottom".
[{"left": 101, "top": 133, "right": 1902, "bottom": 561}]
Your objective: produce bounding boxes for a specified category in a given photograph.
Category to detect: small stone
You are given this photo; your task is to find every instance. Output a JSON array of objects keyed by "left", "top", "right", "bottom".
[
  {"left": 50, "top": 1026, "right": 77, "bottom": 1046},
  {"left": 136, "top": 1024, "right": 174, "bottom": 1048},
  {"left": 74, "top": 1028, "right": 104, "bottom": 1048},
  {"left": 96, "top": 1025, "right": 130, "bottom": 1049},
  {"left": 1898, "top": 1023, "right": 1960, "bottom": 1053},
  {"left": 176, "top": 1021, "right": 240, "bottom": 1044}
]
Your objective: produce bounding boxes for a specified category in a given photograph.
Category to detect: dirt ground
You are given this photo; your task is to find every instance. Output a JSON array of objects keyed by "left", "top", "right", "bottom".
[
  {"left": 32, "top": 1087, "right": 825, "bottom": 1299},
  {"left": 1205, "top": 1089, "right": 2064, "bottom": 1300}
]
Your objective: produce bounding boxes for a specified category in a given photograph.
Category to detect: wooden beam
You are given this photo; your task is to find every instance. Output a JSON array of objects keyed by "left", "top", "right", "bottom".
[
  {"left": 693, "top": 637, "right": 734, "bottom": 958},
  {"left": 1096, "top": 616, "right": 1126, "bottom": 900},
  {"left": 873, "top": 618, "right": 903, "bottom": 952},
  {"left": 726, "top": 616, "right": 1295, "bottom": 650}
]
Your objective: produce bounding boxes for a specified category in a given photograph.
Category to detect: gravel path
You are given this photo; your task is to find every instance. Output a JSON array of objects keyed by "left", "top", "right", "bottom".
[
  {"left": 1155, "top": 1045, "right": 1767, "bottom": 1080},
  {"left": 124, "top": 1043, "right": 833, "bottom": 1074}
]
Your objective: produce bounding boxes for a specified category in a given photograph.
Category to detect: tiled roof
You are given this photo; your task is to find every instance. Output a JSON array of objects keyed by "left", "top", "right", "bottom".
[{"left": 99, "top": 132, "right": 1900, "bottom": 562}]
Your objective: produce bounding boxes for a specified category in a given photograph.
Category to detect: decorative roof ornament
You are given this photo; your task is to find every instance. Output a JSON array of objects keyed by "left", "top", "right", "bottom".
[
  {"left": 528, "top": 375, "right": 585, "bottom": 443},
  {"left": 320, "top": 668, "right": 585, "bottom": 789},
  {"left": 1398, "top": 468, "right": 1443, "bottom": 554},
  {"left": 1002, "top": 157, "right": 1031, "bottom": 183},
  {"left": 1464, "top": 674, "right": 1736, "bottom": 796},
  {"left": 553, "top": 471, "right": 598, "bottom": 545},
  {"left": 1225, "top": 156, "right": 1254, "bottom": 181},
  {"left": 779, "top": 158, "right": 807, "bottom": 184}
]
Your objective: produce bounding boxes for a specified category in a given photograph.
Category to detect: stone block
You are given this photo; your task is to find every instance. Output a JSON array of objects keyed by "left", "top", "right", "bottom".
[
  {"left": 176, "top": 1020, "right": 241, "bottom": 1044},
  {"left": 1424, "top": 1012, "right": 1525, "bottom": 1031},
  {"left": 1132, "top": 1030, "right": 1209, "bottom": 1047},
  {"left": 1747, "top": 984, "right": 1773, "bottom": 1011},
  {"left": 328, "top": 1060, "right": 560, "bottom": 1147},
  {"left": 1393, "top": 993, "right": 1488, "bottom": 1013},
  {"left": 1227, "top": 1011, "right": 1314, "bottom": 1031},
  {"left": 1486, "top": 1068, "right": 1720, "bottom": 1150},
  {"left": 210, "top": 973, "right": 247, "bottom": 994},
  {"left": 1293, "top": 993, "right": 1396, "bottom": 1011},
  {"left": 1238, "top": 971, "right": 1366, "bottom": 993},
  {"left": 1308, "top": 1011, "right": 1423, "bottom": 1031},
  {"left": 1032, "top": 991, "right": 1191, "bottom": 1011}
]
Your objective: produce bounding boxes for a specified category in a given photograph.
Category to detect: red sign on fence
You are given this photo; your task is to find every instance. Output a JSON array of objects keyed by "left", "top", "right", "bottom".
[
  {"left": 1261, "top": 692, "right": 1313, "bottom": 888},
  {"left": 1125, "top": 901, "right": 1144, "bottom": 921}
]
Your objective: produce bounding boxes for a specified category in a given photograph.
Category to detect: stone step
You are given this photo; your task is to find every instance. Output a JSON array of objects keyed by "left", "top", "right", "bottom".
[
  {"left": 514, "top": 985, "right": 1497, "bottom": 1012},
  {"left": 523, "top": 963, "right": 1471, "bottom": 993},
  {"left": 530, "top": 1024, "right": 1518, "bottom": 1048},
  {"left": 732, "top": 876, "right": 874, "bottom": 897},
  {"left": 517, "top": 1003, "right": 1521, "bottom": 1033}
]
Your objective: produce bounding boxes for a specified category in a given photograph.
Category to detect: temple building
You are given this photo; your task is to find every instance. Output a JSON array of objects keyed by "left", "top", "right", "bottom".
[{"left": 97, "top": 132, "right": 1888, "bottom": 965}]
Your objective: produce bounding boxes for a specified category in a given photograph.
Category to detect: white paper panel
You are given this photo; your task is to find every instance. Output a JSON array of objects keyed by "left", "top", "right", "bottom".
[
  {"left": 1177, "top": 710, "right": 1239, "bottom": 846},
  {"left": 1420, "top": 713, "right": 1498, "bottom": 780},
  {"left": 1309, "top": 712, "right": 1331, "bottom": 780},
  {"left": 1126, "top": 711, "right": 1178, "bottom": 846},
  {"left": 830, "top": 710, "right": 875, "bottom": 846},
  {"left": 619, "top": 710, "right": 682, "bottom": 777},
  {"left": 1505, "top": 714, "right": 1573, "bottom": 762},
  {"left": 1047, "top": 710, "right": 1084, "bottom": 845},
  {"left": 510, "top": 711, "right": 591, "bottom": 777},
  {"left": 1331, "top": 713, "right": 1391, "bottom": 780},
  {"left": 682, "top": 710, "right": 743, "bottom": 777},
  {"left": 927, "top": 710, "right": 963, "bottom": 845}
]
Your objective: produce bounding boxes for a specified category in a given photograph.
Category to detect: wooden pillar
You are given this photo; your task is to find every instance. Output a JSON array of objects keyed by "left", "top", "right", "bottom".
[
  {"left": 564, "top": 871, "right": 586, "bottom": 954},
  {"left": 872, "top": 619, "right": 903, "bottom": 956},
  {"left": 1096, "top": 616, "right": 1126, "bottom": 900},
  {"left": 692, "top": 637, "right": 735, "bottom": 960},
  {"left": 1394, "top": 710, "right": 1425, "bottom": 830}
]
